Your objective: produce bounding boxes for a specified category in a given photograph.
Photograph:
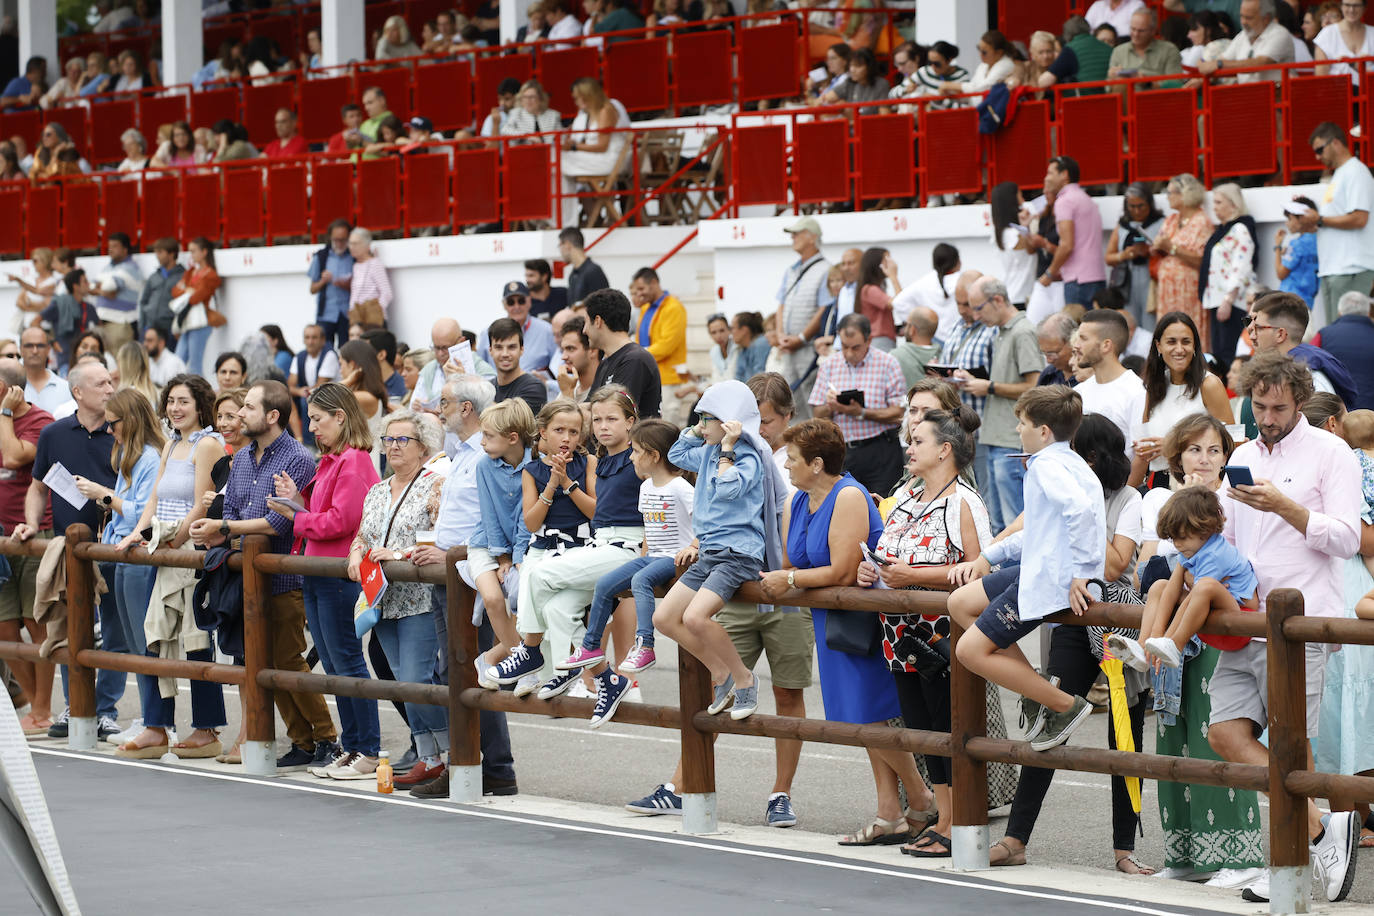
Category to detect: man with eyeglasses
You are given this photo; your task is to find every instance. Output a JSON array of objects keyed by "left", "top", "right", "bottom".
[
  {"left": 19, "top": 327, "right": 69, "bottom": 416},
  {"left": 1240, "top": 293, "right": 1357, "bottom": 422},
  {"left": 477, "top": 281, "right": 556, "bottom": 377},
  {"left": 411, "top": 317, "right": 495, "bottom": 416},
  {"left": 1296, "top": 121, "right": 1374, "bottom": 326},
  {"left": 1036, "top": 312, "right": 1079, "bottom": 387},
  {"left": 1194, "top": 0, "right": 1292, "bottom": 85}
]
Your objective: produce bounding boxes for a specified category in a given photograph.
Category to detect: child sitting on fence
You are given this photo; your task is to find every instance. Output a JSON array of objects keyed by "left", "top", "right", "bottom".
[
  {"left": 948, "top": 386, "right": 1105, "bottom": 752},
  {"left": 1110, "top": 486, "right": 1258, "bottom": 672},
  {"left": 466, "top": 398, "right": 535, "bottom": 687},
  {"left": 559, "top": 417, "right": 696, "bottom": 727},
  {"left": 485, "top": 398, "right": 597, "bottom": 696}
]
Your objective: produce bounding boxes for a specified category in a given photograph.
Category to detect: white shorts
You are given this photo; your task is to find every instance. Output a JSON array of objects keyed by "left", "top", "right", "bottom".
[{"left": 462, "top": 547, "right": 501, "bottom": 583}]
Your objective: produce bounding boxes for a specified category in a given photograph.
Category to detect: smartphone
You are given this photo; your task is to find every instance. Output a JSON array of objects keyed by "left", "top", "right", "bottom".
[
  {"left": 836, "top": 389, "right": 865, "bottom": 407},
  {"left": 1223, "top": 465, "right": 1254, "bottom": 487},
  {"left": 925, "top": 364, "right": 958, "bottom": 377},
  {"left": 860, "top": 542, "right": 892, "bottom": 567}
]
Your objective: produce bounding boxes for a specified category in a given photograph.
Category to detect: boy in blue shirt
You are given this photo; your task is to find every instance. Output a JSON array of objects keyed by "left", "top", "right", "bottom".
[
  {"left": 949, "top": 385, "right": 1105, "bottom": 752},
  {"left": 1276, "top": 197, "right": 1318, "bottom": 309}
]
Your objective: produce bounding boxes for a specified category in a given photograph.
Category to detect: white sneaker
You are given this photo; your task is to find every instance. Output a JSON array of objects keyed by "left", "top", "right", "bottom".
[
  {"left": 1312, "top": 810, "right": 1359, "bottom": 902},
  {"left": 329, "top": 754, "right": 380, "bottom": 780},
  {"left": 475, "top": 657, "right": 498, "bottom": 690},
  {"left": 625, "top": 682, "right": 643, "bottom": 704},
  {"left": 513, "top": 673, "right": 540, "bottom": 698},
  {"left": 566, "top": 679, "right": 593, "bottom": 699},
  {"left": 1144, "top": 636, "right": 1183, "bottom": 668},
  {"left": 105, "top": 718, "right": 145, "bottom": 745},
  {"left": 1106, "top": 634, "right": 1150, "bottom": 672},
  {"left": 1240, "top": 870, "right": 1269, "bottom": 902},
  {"left": 1203, "top": 867, "right": 1265, "bottom": 889},
  {"left": 307, "top": 749, "right": 356, "bottom": 778}
]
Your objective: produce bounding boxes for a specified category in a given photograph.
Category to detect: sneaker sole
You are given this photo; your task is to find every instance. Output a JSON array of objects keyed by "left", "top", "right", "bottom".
[
  {"left": 555, "top": 655, "right": 604, "bottom": 671},
  {"left": 538, "top": 679, "right": 579, "bottom": 701},
  {"left": 1030, "top": 701, "right": 1094, "bottom": 752},
  {"left": 1240, "top": 888, "right": 1268, "bottom": 903},
  {"left": 618, "top": 658, "right": 656, "bottom": 674},
  {"left": 589, "top": 688, "right": 630, "bottom": 729},
  {"left": 329, "top": 771, "right": 379, "bottom": 780},
  {"left": 729, "top": 700, "right": 757, "bottom": 721},
  {"left": 768, "top": 817, "right": 798, "bottom": 828},
  {"left": 707, "top": 692, "right": 735, "bottom": 715},
  {"left": 625, "top": 804, "right": 682, "bottom": 816},
  {"left": 276, "top": 764, "right": 311, "bottom": 773}
]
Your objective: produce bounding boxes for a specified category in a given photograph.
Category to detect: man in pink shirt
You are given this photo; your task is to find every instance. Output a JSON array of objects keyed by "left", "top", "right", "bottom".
[
  {"left": 263, "top": 108, "right": 308, "bottom": 159},
  {"left": 1208, "top": 351, "right": 1362, "bottom": 904},
  {"left": 1040, "top": 155, "right": 1106, "bottom": 312}
]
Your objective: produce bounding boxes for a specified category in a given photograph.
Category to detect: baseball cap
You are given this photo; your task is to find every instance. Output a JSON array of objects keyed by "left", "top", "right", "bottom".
[
  {"left": 503, "top": 281, "right": 530, "bottom": 299},
  {"left": 1282, "top": 199, "right": 1315, "bottom": 217},
  {"left": 408, "top": 115, "right": 433, "bottom": 133},
  {"left": 784, "top": 216, "right": 822, "bottom": 236}
]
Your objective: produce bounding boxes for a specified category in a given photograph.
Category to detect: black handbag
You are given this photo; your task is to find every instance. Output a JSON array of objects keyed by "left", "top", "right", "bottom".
[
  {"left": 824, "top": 608, "right": 883, "bottom": 656},
  {"left": 892, "top": 618, "right": 951, "bottom": 682}
]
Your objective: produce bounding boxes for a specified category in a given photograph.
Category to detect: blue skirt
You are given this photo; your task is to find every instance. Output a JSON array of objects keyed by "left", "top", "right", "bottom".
[{"left": 811, "top": 608, "right": 903, "bottom": 725}]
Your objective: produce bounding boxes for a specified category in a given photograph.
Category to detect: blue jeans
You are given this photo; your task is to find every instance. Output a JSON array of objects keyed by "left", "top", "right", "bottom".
[
  {"left": 176, "top": 326, "right": 213, "bottom": 377},
  {"left": 112, "top": 563, "right": 171, "bottom": 728},
  {"left": 430, "top": 587, "right": 514, "bottom": 780},
  {"left": 973, "top": 441, "right": 991, "bottom": 512},
  {"left": 304, "top": 576, "right": 379, "bottom": 756},
  {"left": 985, "top": 445, "right": 1028, "bottom": 535},
  {"left": 375, "top": 610, "right": 449, "bottom": 759},
  {"left": 584, "top": 555, "right": 677, "bottom": 650},
  {"left": 60, "top": 561, "right": 128, "bottom": 720},
  {"left": 1063, "top": 280, "right": 1105, "bottom": 310}
]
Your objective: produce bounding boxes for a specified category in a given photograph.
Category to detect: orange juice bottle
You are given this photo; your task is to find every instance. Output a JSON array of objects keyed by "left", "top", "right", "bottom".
[{"left": 376, "top": 751, "right": 393, "bottom": 794}]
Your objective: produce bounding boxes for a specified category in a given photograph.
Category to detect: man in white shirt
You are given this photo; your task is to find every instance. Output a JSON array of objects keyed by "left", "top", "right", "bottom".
[
  {"left": 142, "top": 326, "right": 187, "bottom": 387},
  {"left": 1085, "top": 0, "right": 1146, "bottom": 38},
  {"left": 1071, "top": 310, "right": 1144, "bottom": 456},
  {"left": 1297, "top": 122, "right": 1374, "bottom": 325},
  {"left": 546, "top": 0, "right": 583, "bottom": 47},
  {"left": 19, "top": 328, "right": 70, "bottom": 416},
  {"left": 1194, "top": 0, "right": 1293, "bottom": 84}
]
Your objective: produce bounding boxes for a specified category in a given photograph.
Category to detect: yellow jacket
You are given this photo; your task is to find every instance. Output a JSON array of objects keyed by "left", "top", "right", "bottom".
[{"left": 635, "top": 293, "right": 687, "bottom": 385}]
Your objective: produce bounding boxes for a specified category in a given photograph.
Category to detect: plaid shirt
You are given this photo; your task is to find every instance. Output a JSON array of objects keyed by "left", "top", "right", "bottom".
[
  {"left": 809, "top": 346, "right": 906, "bottom": 442},
  {"left": 225, "top": 431, "right": 316, "bottom": 594},
  {"left": 939, "top": 320, "right": 997, "bottom": 416}
]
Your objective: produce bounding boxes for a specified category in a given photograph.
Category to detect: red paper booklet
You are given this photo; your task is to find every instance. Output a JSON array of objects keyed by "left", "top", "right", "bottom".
[{"left": 360, "top": 555, "right": 388, "bottom": 608}]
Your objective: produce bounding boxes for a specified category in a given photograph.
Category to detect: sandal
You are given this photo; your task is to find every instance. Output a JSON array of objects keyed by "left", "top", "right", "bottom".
[
  {"left": 19, "top": 715, "right": 53, "bottom": 736},
  {"left": 902, "top": 828, "right": 952, "bottom": 858},
  {"left": 838, "top": 817, "right": 911, "bottom": 847},
  {"left": 216, "top": 745, "right": 242, "bottom": 765},
  {"left": 1115, "top": 853, "right": 1156, "bottom": 876},
  {"left": 990, "top": 840, "right": 1026, "bottom": 867},
  {"left": 1359, "top": 831, "right": 1374, "bottom": 849},
  {"left": 903, "top": 801, "right": 939, "bottom": 835}
]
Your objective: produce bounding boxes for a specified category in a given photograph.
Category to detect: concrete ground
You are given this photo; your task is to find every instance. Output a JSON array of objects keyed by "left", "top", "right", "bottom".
[{"left": 10, "top": 629, "right": 1374, "bottom": 913}]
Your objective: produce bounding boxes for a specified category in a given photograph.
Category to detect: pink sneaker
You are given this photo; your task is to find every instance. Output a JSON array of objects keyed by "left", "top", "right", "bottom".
[
  {"left": 556, "top": 646, "right": 606, "bottom": 670},
  {"left": 619, "top": 642, "right": 657, "bottom": 674}
]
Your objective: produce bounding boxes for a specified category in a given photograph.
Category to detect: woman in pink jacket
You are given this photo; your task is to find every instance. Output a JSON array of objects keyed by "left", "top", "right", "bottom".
[{"left": 272, "top": 382, "right": 382, "bottom": 779}]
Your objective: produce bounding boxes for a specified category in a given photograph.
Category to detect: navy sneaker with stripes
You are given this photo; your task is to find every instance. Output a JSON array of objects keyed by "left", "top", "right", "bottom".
[{"left": 625, "top": 783, "right": 683, "bottom": 816}]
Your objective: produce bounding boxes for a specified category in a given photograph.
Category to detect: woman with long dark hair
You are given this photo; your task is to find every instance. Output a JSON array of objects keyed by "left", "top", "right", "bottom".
[
  {"left": 1129, "top": 311, "right": 1233, "bottom": 488},
  {"left": 990, "top": 182, "right": 1036, "bottom": 309},
  {"left": 260, "top": 324, "right": 295, "bottom": 376},
  {"left": 1106, "top": 184, "right": 1166, "bottom": 334},
  {"left": 893, "top": 244, "right": 961, "bottom": 344},
  {"left": 856, "top": 246, "right": 900, "bottom": 350},
  {"left": 339, "top": 338, "right": 391, "bottom": 474}
]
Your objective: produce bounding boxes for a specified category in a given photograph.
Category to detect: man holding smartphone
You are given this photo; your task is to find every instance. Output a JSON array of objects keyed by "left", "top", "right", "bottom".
[{"left": 810, "top": 314, "right": 907, "bottom": 495}]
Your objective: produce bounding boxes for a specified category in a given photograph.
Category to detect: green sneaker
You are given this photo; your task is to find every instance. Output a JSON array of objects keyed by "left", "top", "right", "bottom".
[
  {"left": 1030, "top": 695, "right": 1093, "bottom": 752},
  {"left": 1018, "top": 675, "right": 1059, "bottom": 742}
]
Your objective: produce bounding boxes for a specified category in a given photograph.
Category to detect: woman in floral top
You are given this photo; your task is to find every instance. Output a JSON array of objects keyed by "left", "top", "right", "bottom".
[
  {"left": 1152, "top": 174, "right": 1214, "bottom": 350},
  {"left": 349, "top": 410, "right": 446, "bottom": 785},
  {"left": 1198, "top": 183, "right": 1258, "bottom": 369},
  {"left": 857, "top": 405, "right": 992, "bottom": 857}
]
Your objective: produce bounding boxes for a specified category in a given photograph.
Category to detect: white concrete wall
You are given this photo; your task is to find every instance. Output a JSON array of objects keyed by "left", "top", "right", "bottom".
[
  {"left": 698, "top": 184, "right": 1324, "bottom": 325},
  {"left": 0, "top": 227, "right": 711, "bottom": 355}
]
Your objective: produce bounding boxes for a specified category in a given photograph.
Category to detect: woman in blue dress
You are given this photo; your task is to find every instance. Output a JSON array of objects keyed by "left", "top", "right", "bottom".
[{"left": 760, "top": 418, "right": 937, "bottom": 847}]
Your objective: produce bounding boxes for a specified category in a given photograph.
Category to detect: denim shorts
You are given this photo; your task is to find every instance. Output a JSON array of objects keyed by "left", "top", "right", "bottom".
[
  {"left": 973, "top": 565, "right": 1046, "bottom": 650},
  {"left": 678, "top": 547, "right": 763, "bottom": 602}
]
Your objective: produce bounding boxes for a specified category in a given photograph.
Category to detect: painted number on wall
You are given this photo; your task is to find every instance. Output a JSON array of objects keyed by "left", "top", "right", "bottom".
[
  {"left": 242, "top": 252, "right": 254, "bottom": 267},
  {"left": 492, "top": 238, "right": 504, "bottom": 254},
  {"left": 892, "top": 215, "right": 908, "bottom": 232},
  {"left": 427, "top": 242, "right": 440, "bottom": 257},
  {"left": 731, "top": 223, "right": 746, "bottom": 240}
]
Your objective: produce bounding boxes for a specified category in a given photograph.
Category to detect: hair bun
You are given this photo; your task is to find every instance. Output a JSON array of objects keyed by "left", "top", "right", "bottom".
[{"left": 957, "top": 403, "right": 982, "bottom": 434}]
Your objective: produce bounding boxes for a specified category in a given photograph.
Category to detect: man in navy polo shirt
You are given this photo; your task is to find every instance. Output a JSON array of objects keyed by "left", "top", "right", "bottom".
[{"left": 13, "top": 360, "right": 127, "bottom": 740}]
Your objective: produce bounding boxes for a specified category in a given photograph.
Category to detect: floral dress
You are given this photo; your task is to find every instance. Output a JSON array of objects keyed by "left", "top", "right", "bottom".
[
  {"left": 1155, "top": 209, "right": 1214, "bottom": 349},
  {"left": 352, "top": 470, "right": 443, "bottom": 620}
]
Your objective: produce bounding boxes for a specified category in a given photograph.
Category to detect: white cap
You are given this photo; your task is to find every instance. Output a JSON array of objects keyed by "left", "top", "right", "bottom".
[{"left": 1283, "top": 200, "right": 1315, "bottom": 217}]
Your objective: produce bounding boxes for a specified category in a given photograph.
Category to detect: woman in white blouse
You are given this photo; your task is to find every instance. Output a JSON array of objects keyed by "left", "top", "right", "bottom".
[
  {"left": 1198, "top": 183, "right": 1257, "bottom": 369},
  {"left": 939, "top": 29, "right": 1015, "bottom": 99},
  {"left": 116, "top": 129, "right": 149, "bottom": 173},
  {"left": 39, "top": 57, "right": 84, "bottom": 109},
  {"left": 1315, "top": 0, "right": 1374, "bottom": 85}
]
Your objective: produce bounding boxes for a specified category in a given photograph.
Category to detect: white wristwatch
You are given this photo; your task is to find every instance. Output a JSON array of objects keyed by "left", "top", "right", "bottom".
[{"left": 786, "top": 570, "right": 796, "bottom": 589}]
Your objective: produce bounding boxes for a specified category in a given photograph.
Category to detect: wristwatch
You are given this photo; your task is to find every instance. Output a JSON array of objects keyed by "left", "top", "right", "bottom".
[
  {"left": 718, "top": 449, "right": 737, "bottom": 463},
  {"left": 1317, "top": 215, "right": 1325, "bottom": 228},
  {"left": 100, "top": 494, "right": 113, "bottom": 508},
  {"left": 564, "top": 479, "right": 580, "bottom": 494},
  {"left": 1, "top": 408, "right": 12, "bottom": 418},
  {"left": 219, "top": 520, "right": 231, "bottom": 537},
  {"left": 988, "top": 381, "right": 997, "bottom": 396},
  {"left": 786, "top": 570, "right": 796, "bottom": 589}
]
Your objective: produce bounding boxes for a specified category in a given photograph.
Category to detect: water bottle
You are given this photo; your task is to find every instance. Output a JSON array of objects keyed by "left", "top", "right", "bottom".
[{"left": 376, "top": 750, "right": 393, "bottom": 794}]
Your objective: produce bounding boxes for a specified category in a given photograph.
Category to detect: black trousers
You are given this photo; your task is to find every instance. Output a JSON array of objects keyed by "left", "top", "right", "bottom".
[
  {"left": 843, "top": 429, "right": 903, "bottom": 497},
  {"left": 1210, "top": 306, "right": 1248, "bottom": 370},
  {"left": 892, "top": 669, "right": 952, "bottom": 784},
  {"left": 1004, "top": 624, "right": 1145, "bottom": 850}
]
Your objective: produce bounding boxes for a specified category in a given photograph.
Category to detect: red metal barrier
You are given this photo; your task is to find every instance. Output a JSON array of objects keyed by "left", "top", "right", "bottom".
[
  {"left": 311, "top": 160, "right": 355, "bottom": 230},
  {"left": 793, "top": 119, "right": 849, "bottom": 204},
  {"left": 90, "top": 101, "right": 138, "bottom": 164},
  {"left": 857, "top": 113, "right": 915, "bottom": 200},
  {"left": 190, "top": 87, "right": 240, "bottom": 132},
  {"left": 673, "top": 30, "right": 734, "bottom": 108},
  {"left": 738, "top": 22, "right": 799, "bottom": 103},
  {"left": 0, "top": 183, "right": 24, "bottom": 255},
  {"left": 606, "top": 38, "right": 670, "bottom": 113},
  {"left": 454, "top": 148, "right": 500, "bottom": 226},
  {"left": 1287, "top": 74, "right": 1351, "bottom": 176},
  {"left": 26, "top": 186, "right": 60, "bottom": 249},
  {"left": 299, "top": 76, "right": 353, "bottom": 144},
  {"left": 61, "top": 180, "right": 102, "bottom": 250},
  {"left": 990, "top": 99, "right": 1052, "bottom": 191},
  {"left": 733, "top": 124, "right": 788, "bottom": 205},
  {"left": 505, "top": 145, "right": 553, "bottom": 222},
  {"left": 140, "top": 175, "right": 178, "bottom": 243},
  {"left": 358, "top": 66, "right": 413, "bottom": 125},
  {"left": 223, "top": 167, "right": 265, "bottom": 241},
  {"left": 266, "top": 164, "right": 309, "bottom": 239},
  {"left": 1208, "top": 82, "right": 1276, "bottom": 179},
  {"left": 1060, "top": 94, "right": 1123, "bottom": 186},
  {"left": 138, "top": 94, "right": 190, "bottom": 139},
  {"left": 1132, "top": 87, "right": 1197, "bottom": 182},
  {"left": 243, "top": 82, "right": 298, "bottom": 149},
  {"left": 539, "top": 47, "right": 600, "bottom": 117},
  {"left": 181, "top": 172, "right": 222, "bottom": 240},
  {"left": 102, "top": 178, "right": 141, "bottom": 248},
  {"left": 404, "top": 154, "right": 451, "bottom": 229},
  {"left": 358, "top": 157, "right": 402, "bottom": 232},
  {"left": 2, "top": 110, "right": 42, "bottom": 152}
]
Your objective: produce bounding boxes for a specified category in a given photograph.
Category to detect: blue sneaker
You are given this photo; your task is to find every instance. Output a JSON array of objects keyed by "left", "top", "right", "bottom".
[
  {"left": 707, "top": 675, "right": 735, "bottom": 715},
  {"left": 626, "top": 784, "right": 683, "bottom": 816},
  {"left": 536, "top": 670, "right": 580, "bottom": 700},
  {"left": 766, "top": 793, "right": 797, "bottom": 828},
  {"left": 590, "top": 670, "right": 631, "bottom": 729},
  {"left": 489, "top": 643, "right": 544, "bottom": 685},
  {"left": 730, "top": 672, "right": 759, "bottom": 720}
]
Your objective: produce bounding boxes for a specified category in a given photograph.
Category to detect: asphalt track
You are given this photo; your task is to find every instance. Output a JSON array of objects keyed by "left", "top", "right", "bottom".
[{"left": 5, "top": 750, "right": 1231, "bottom": 916}]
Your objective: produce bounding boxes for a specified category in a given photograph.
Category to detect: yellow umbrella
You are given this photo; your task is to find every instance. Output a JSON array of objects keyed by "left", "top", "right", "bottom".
[{"left": 1100, "top": 634, "right": 1141, "bottom": 813}]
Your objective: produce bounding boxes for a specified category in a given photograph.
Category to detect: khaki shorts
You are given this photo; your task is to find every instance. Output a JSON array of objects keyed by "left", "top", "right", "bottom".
[
  {"left": 1209, "top": 639, "right": 1329, "bottom": 740},
  {"left": 0, "top": 549, "right": 43, "bottom": 624},
  {"left": 716, "top": 600, "right": 814, "bottom": 690}
]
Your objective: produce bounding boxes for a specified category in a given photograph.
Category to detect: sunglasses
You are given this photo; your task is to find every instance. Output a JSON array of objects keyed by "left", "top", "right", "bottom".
[{"left": 505, "top": 296, "right": 528, "bottom": 305}]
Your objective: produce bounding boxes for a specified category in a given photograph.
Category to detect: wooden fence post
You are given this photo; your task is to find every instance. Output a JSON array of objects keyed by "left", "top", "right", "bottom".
[
  {"left": 678, "top": 647, "right": 717, "bottom": 834},
  {"left": 241, "top": 535, "right": 276, "bottom": 776},
  {"left": 63, "top": 525, "right": 97, "bottom": 750},
  {"left": 446, "top": 548, "right": 482, "bottom": 803},
  {"left": 949, "top": 617, "right": 990, "bottom": 870},
  {"left": 1266, "top": 588, "right": 1311, "bottom": 915}
]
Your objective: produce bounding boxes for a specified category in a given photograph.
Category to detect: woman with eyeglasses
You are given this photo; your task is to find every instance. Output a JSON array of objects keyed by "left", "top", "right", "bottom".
[
  {"left": 940, "top": 30, "right": 1015, "bottom": 99},
  {"left": 348, "top": 411, "right": 447, "bottom": 786},
  {"left": 1315, "top": 0, "right": 1374, "bottom": 86}
]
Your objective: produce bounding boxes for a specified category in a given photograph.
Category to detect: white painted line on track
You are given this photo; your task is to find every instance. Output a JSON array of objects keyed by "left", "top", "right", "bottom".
[{"left": 30, "top": 745, "right": 1202, "bottom": 916}]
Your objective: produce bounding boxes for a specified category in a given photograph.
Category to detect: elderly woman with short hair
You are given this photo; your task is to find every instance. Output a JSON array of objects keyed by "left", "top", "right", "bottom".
[
  {"left": 502, "top": 79, "right": 562, "bottom": 141},
  {"left": 117, "top": 129, "right": 149, "bottom": 173},
  {"left": 347, "top": 228, "right": 393, "bottom": 329},
  {"left": 348, "top": 409, "right": 446, "bottom": 786},
  {"left": 1199, "top": 182, "right": 1258, "bottom": 368},
  {"left": 1151, "top": 173, "right": 1214, "bottom": 348}
]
